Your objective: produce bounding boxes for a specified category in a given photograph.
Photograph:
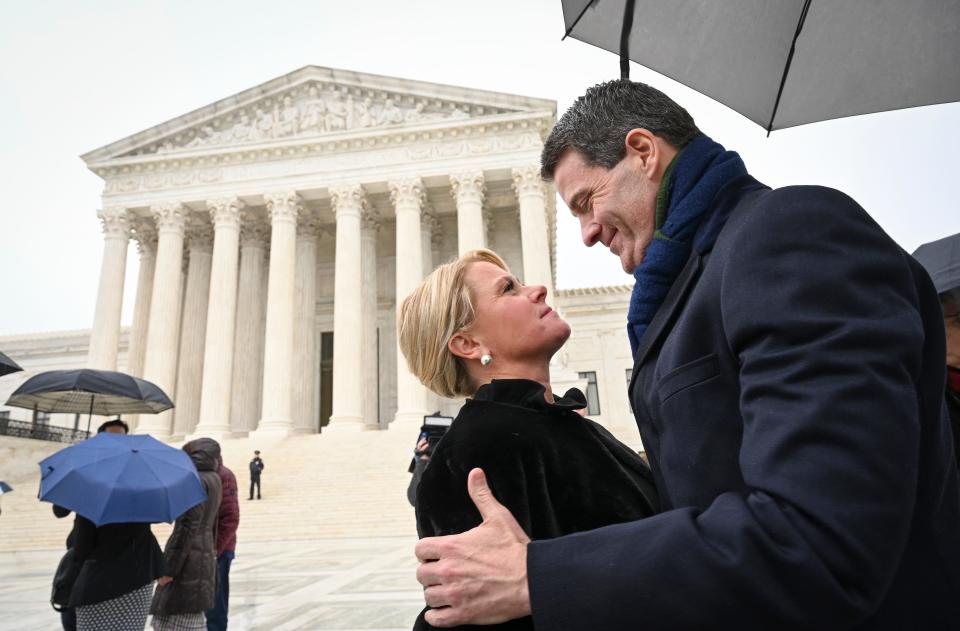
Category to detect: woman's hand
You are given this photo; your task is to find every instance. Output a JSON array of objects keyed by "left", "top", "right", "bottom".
[{"left": 157, "top": 576, "right": 174, "bottom": 587}]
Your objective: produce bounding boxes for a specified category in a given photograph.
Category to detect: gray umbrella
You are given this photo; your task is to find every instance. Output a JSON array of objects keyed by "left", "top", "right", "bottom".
[
  {"left": 561, "top": 0, "right": 960, "bottom": 133},
  {"left": 912, "top": 233, "right": 960, "bottom": 294},
  {"left": 0, "top": 351, "right": 22, "bottom": 377}
]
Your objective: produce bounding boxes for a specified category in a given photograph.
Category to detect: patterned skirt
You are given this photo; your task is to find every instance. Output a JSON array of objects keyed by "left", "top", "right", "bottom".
[
  {"left": 151, "top": 612, "right": 207, "bottom": 631},
  {"left": 76, "top": 581, "right": 154, "bottom": 631}
]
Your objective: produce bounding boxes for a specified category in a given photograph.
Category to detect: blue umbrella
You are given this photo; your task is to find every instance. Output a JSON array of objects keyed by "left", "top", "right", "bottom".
[
  {"left": 0, "top": 481, "right": 12, "bottom": 495},
  {"left": 38, "top": 433, "right": 206, "bottom": 526}
]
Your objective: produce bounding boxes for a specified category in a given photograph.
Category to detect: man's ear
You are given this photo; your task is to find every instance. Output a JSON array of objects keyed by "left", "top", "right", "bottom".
[
  {"left": 624, "top": 128, "right": 658, "bottom": 176},
  {"left": 448, "top": 331, "right": 482, "bottom": 362}
]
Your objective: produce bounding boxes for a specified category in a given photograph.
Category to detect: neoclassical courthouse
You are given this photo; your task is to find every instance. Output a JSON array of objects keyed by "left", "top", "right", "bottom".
[{"left": 0, "top": 67, "right": 639, "bottom": 444}]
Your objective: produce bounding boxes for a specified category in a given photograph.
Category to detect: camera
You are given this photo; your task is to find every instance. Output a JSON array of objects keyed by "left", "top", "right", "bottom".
[{"left": 408, "top": 411, "right": 453, "bottom": 472}]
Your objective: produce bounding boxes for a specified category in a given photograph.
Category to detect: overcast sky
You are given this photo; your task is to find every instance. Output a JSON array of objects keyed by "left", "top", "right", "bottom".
[{"left": 0, "top": 0, "right": 957, "bottom": 337}]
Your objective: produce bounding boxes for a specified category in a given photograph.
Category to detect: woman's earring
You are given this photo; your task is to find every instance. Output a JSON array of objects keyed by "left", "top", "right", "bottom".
[{"left": 480, "top": 354, "right": 493, "bottom": 366}]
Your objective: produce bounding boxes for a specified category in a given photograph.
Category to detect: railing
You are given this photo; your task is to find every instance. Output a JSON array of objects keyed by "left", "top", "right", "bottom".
[{"left": 0, "top": 418, "right": 90, "bottom": 444}]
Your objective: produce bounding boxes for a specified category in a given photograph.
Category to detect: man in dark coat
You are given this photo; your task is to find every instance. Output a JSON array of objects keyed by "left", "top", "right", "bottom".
[
  {"left": 248, "top": 450, "right": 264, "bottom": 500},
  {"left": 413, "top": 79, "right": 960, "bottom": 630},
  {"left": 204, "top": 439, "right": 239, "bottom": 631}
]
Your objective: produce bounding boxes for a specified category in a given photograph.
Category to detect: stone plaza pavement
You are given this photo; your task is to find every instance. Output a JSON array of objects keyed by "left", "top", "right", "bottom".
[{"left": 0, "top": 536, "right": 426, "bottom": 631}]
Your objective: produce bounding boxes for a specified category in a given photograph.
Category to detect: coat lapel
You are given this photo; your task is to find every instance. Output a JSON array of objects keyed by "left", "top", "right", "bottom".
[{"left": 630, "top": 252, "right": 704, "bottom": 376}]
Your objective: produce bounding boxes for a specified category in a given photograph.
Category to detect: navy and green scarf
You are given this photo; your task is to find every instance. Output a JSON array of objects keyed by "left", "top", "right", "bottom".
[{"left": 627, "top": 134, "right": 747, "bottom": 356}]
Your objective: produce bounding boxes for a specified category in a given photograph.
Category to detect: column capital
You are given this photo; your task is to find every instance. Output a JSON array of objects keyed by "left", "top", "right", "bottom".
[
  {"left": 361, "top": 207, "right": 382, "bottom": 233},
  {"left": 511, "top": 165, "right": 546, "bottom": 198},
  {"left": 329, "top": 184, "right": 367, "bottom": 220},
  {"left": 131, "top": 217, "right": 158, "bottom": 256},
  {"left": 185, "top": 215, "right": 214, "bottom": 252},
  {"left": 389, "top": 177, "right": 425, "bottom": 210},
  {"left": 265, "top": 191, "right": 303, "bottom": 224},
  {"left": 207, "top": 196, "right": 245, "bottom": 228},
  {"left": 297, "top": 209, "right": 324, "bottom": 240},
  {"left": 240, "top": 216, "right": 270, "bottom": 248},
  {"left": 97, "top": 206, "right": 131, "bottom": 239},
  {"left": 450, "top": 171, "right": 486, "bottom": 204},
  {"left": 151, "top": 202, "right": 188, "bottom": 235}
]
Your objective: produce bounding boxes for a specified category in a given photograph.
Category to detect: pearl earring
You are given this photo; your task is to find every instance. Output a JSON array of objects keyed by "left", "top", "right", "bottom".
[{"left": 480, "top": 354, "right": 493, "bottom": 366}]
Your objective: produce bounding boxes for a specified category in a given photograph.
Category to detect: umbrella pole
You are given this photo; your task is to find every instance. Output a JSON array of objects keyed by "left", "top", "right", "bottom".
[{"left": 86, "top": 395, "right": 94, "bottom": 436}]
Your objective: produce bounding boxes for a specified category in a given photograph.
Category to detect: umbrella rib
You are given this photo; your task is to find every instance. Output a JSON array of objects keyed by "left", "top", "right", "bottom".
[
  {"left": 562, "top": 1, "right": 594, "bottom": 40},
  {"left": 766, "top": 0, "right": 813, "bottom": 135}
]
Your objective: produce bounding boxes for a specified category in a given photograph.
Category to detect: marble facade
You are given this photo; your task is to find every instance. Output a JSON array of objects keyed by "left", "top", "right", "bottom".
[{"left": 0, "top": 66, "right": 642, "bottom": 447}]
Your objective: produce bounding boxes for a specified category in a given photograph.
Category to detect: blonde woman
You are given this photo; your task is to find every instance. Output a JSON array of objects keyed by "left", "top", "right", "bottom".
[{"left": 399, "top": 249, "right": 658, "bottom": 631}]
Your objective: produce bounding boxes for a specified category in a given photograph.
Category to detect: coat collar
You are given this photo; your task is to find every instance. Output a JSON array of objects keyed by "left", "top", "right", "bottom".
[
  {"left": 473, "top": 379, "right": 586, "bottom": 414},
  {"left": 628, "top": 175, "right": 769, "bottom": 386}
]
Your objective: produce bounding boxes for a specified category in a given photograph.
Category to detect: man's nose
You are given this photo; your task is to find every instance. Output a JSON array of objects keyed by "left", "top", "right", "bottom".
[{"left": 581, "top": 217, "right": 601, "bottom": 247}]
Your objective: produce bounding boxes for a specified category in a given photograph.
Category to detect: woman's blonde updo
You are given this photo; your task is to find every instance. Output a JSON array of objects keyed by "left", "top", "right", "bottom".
[{"left": 397, "top": 249, "right": 509, "bottom": 398}]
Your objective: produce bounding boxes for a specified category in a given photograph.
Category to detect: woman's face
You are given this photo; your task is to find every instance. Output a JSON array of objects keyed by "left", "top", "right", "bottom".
[{"left": 463, "top": 261, "right": 570, "bottom": 362}]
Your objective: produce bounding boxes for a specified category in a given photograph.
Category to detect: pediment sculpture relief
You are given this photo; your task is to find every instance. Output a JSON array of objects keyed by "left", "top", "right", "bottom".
[{"left": 136, "top": 83, "right": 495, "bottom": 156}]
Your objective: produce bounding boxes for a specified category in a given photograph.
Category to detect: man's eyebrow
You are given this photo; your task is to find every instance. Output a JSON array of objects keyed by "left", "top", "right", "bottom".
[{"left": 568, "top": 189, "right": 588, "bottom": 215}]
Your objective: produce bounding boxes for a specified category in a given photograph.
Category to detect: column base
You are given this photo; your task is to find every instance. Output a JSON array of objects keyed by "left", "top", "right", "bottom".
[
  {"left": 393, "top": 409, "right": 429, "bottom": 427},
  {"left": 134, "top": 417, "right": 174, "bottom": 441},
  {"left": 325, "top": 414, "right": 365, "bottom": 431},
  {"left": 185, "top": 425, "right": 241, "bottom": 442},
  {"left": 249, "top": 420, "right": 296, "bottom": 440}
]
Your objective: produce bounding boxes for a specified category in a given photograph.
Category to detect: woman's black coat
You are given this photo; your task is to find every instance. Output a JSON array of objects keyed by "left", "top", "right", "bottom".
[
  {"left": 67, "top": 517, "right": 163, "bottom": 607},
  {"left": 413, "top": 379, "right": 659, "bottom": 630}
]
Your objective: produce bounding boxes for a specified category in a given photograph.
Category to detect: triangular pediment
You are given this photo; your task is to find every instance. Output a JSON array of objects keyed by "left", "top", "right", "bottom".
[{"left": 82, "top": 66, "right": 555, "bottom": 164}]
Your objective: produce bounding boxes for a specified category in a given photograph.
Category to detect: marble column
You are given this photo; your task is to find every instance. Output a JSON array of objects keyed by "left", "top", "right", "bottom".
[
  {"left": 127, "top": 219, "right": 158, "bottom": 378},
  {"left": 87, "top": 207, "right": 130, "bottom": 371},
  {"left": 292, "top": 209, "right": 322, "bottom": 433},
  {"left": 361, "top": 208, "right": 381, "bottom": 429},
  {"left": 450, "top": 171, "right": 486, "bottom": 255},
  {"left": 193, "top": 197, "right": 244, "bottom": 438},
  {"left": 513, "top": 165, "right": 555, "bottom": 306},
  {"left": 139, "top": 202, "right": 187, "bottom": 438},
  {"left": 391, "top": 177, "right": 429, "bottom": 426},
  {"left": 420, "top": 207, "right": 435, "bottom": 276},
  {"left": 230, "top": 217, "right": 269, "bottom": 434},
  {"left": 172, "top": 216, "right": 214, "bottom": 438},
  {"left": 125, "top": 219, "right": 157, "bottom": 431},
  {"left": 254, "top": 192, "right": 301, "bottom": 437},
  {"left": 328, "top": 184, "right": 366, "bottom": 429}
]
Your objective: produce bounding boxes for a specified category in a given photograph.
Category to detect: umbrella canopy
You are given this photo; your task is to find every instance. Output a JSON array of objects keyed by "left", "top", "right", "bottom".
[
  {"left": 560, "top": 0, "right": 960, "bottom": 133},
  {"left": 5, "top": 368, "right": 174, "bottom": 416},
  {"left": 0, "top": 481, "right": 12, "bottom": 495},
  {"left": 913, "top": 233, "right": 960, "bottom": 295},
  {"left": 38, "top": 433, "right": 206, "bottom": 526},
  {"left": 0, "top": 351, "right": 22, "bottom": 377}
]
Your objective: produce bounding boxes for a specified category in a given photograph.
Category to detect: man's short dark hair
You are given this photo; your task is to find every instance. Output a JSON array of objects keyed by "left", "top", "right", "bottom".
[
  {"left": 97, "top": 418, "right": 129, "bottom": 434},
  {"left": 541, "top": 79, "right": 700, "bottom": 181}
]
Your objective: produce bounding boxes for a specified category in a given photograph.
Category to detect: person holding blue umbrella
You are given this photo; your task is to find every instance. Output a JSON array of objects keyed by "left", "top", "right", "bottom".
[{"left": 39, "top": 430, "right": 207, "bottom": 630}]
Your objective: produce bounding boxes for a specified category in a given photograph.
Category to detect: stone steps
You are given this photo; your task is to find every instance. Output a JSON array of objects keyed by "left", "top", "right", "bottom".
[{"left": 0, "top": 424, "right": 423, "bottom": 552}]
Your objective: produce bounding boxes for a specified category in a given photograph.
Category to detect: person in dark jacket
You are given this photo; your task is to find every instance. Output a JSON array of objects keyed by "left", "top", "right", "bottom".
[
  {"left": 939, "top": 288, "right": 960, "bottom": 462},
  {"left": 912, "top": 235, "right": 960, "bottom": 464},
  {"left": 398, "top": 249, "right": 659, "bottom": 630},
  {"left": 151, "top": 438, "right": 223, "bottom": 631},
  {"left": 413, "top": 79, "right": 960, "bottom": 630},
  {"left": 68, "top": 516, "right": 164, "bottom": 630},
  {"left": 202, "top": 439, "right": 240, "bottom": 631},
  {"left": 58, "top": 414, "right": 138, "bottom": 630},
  {"left": 248, "top": 450, "right": 264, "bottom": 500}
]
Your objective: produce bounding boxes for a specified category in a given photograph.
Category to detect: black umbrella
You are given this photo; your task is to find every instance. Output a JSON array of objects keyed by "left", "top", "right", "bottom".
[
  {"left": 5, "top": 369, "right": 174, "bottom": 433},
  {"left": 561, "top": 0, "right": 960, "bottom": 133},
  {"left": 912, "top": 233, "right": 960, "bottom": 295},
  {"left": 0, "top": 351, "right": 22, "bottom": 377}
]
